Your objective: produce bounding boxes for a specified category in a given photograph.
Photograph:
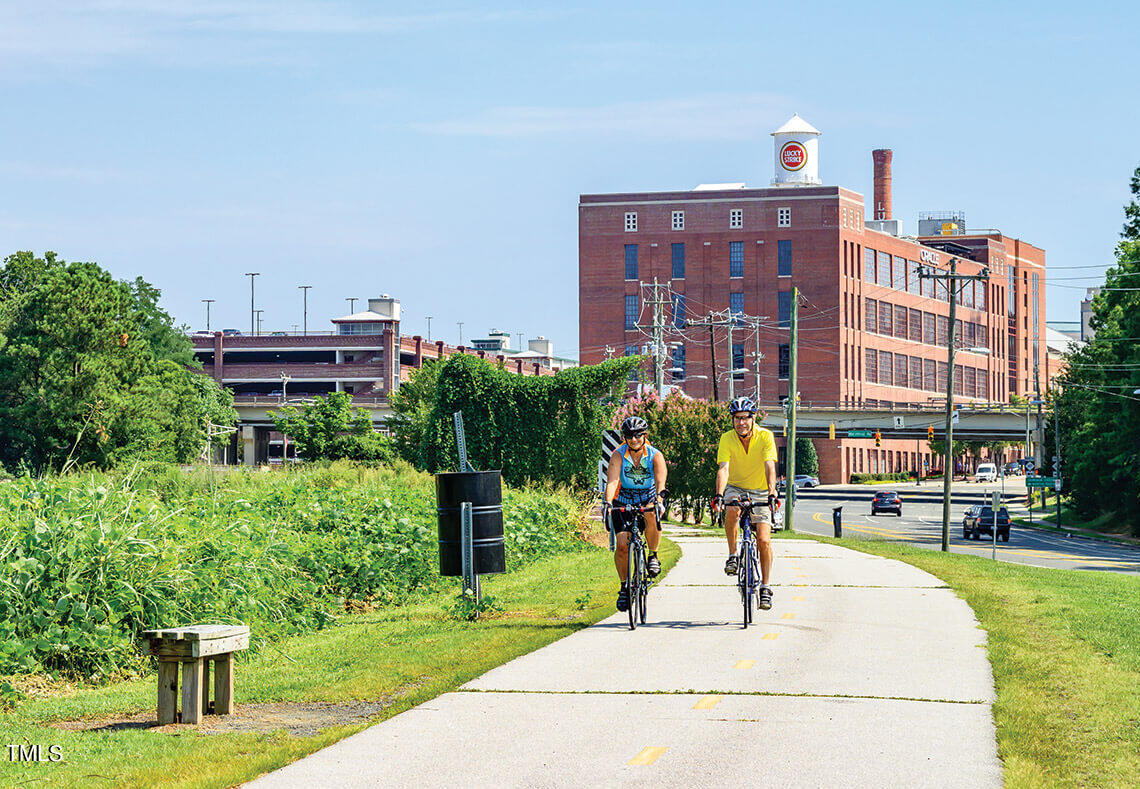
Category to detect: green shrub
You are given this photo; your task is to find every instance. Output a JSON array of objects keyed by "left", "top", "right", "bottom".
[{"left": 849, "top": 472, "right": 916, "bottom": 484}]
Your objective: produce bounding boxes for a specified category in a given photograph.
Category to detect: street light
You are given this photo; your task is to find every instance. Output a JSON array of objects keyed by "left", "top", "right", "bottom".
[
  {"left": 254, "top": 309, "right": 264, "bottom": 336},
  {"left": 298, "top": 285, "right": 312, "bottom": 335},
  {"left": 202, "top": 299, "right": 215, "bottom": 332},
  {"left": 245, "top": 273, "right": 259, "bottom": 335}
]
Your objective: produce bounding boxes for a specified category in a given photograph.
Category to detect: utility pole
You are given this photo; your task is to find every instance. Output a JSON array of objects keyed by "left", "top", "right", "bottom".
[
  {"left": 753, "top": 320, "right": 762, "bottom": 401},
  {"left": 709, "top": 321, "right": 719, "bottom": 402},
  {"left": 1053, "top": 383, "right": 1062, "bottom": 529},
  {"left": 457, "top": 321, "right": 464, "bottom": 344},
  {"left": 727, "top": 318, "right": 735, "bottom": 402},
  {"left": 254, "top": 309, "right": 264, "bottom": 336},
  {"left": 245, "top": 272, "right": 259, "bottom": 335},
  {"left": 298, "top": 286, "right": 312, "bottom": 335},
  {"left": 202, "top": 299, "right": 215, "bottom": 332},
  {"left": 636, "top": 279, "right": 673, "bottom": 398},
  {"left": 785, "top": 288, "right": 799, "bottom": 534},
  {"left": 426, "top": 316, "right": 433, "bottom": 342},
  {"left": 919, "top": 257, "right": 990, "bottom": 551}
]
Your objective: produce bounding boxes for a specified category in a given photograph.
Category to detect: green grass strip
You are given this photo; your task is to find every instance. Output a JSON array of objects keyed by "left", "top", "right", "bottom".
[{"left": 0, "top": 538, "right": 679, "bottom": 788}]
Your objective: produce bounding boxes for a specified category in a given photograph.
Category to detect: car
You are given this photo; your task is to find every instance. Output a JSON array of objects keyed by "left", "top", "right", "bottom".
[
  {"left": 871, "top": 491, "right": 902, "bottom": 516},
  {"left": 776, "top": 477, "right": 797, "bottom": 493},
  {"left": 221, "top": 328, "right": 242, "bottom": 336},
  {"left": 270, "top": 331, "right": 289, "bottom": 336},
  {"left": 974, "top": 463, "right": 998, "bottom": 483},
  {"left": 793, "top": 474, "right": 819, "bottom": 488},
  {"left": 1003, "top": 462, "right": 1022, "bottom": 477},
  {"left": 963, "top": 505, "right": 1011, "bottom": 542},
  {"left": 192, "top": 330, "right": 214, "bottom": 336}
]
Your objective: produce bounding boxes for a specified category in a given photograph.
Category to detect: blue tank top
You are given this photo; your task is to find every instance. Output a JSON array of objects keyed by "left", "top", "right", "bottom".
[{"left": 616, "top": 444, "right": 658, "bottom": 504}]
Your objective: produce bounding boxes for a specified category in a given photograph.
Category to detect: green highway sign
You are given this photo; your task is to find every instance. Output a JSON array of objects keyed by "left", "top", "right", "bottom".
[
  {"left": 1026, "top": 476, "right": 1057, "bottom": 488},
  {"left": 848, "top": 430, "right": 873, "bottom": 438}
]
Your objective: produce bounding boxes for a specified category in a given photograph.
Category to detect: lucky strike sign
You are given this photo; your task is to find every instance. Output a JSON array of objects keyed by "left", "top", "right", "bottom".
[{"left": 780, "top": 141, "right": 807, "bottom": 171}]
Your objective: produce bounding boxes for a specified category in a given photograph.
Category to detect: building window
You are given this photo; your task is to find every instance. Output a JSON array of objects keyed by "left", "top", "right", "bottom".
[
  {"left": 909, "top": 357, "right": 922, "bottom": 390},
  {"left": 895, "top": 355, "right": 908, "bottom": 388},
  {"left": 624, "top": 295, "right": 638, "bottom": 330},
  {"left": 730, "top": 292, "right": 744, "bottom": 325},
  {"left": 624, "top": 212, "right": 637, "bottom": 232},
  {"left": 730, "top": 208, "right": 743, "bottom": 229},
  {"left": 893, "top": 256, "right": 906, "bottom": 290},
  {"left": 965, "top": 367, "right": 976, "bottom": 398},
  {"left": 778, "top": 291, "right": 792, "bottom": 328},
  {"left": 907, "top": 259, "right": 920, "bottom": 295},
  {"left": 778, "top": 240, "right": 792, "bottom": 277},
  {"left": 924, "top": 358, "right": 936, "bottom": 391},
  {"left": 877, "top": 251, "right": 891, "bottom": 287},
  {"left": 624, "top": 244, "right": 638, "bottom": 280},
  {"left": 671, "top": 243, "right": 685, "bottom": 279},
  {"left": 894, "top": 305, "right": 907, "bottom": 339},
  {"left": 865, "top": 297, "right": 878, "bottom": 333},
  {"left": 908, "top": 308, "right": 922, "bottom": 343},
  {"left": 923, "top": 273, "right": 936, "bottom": 299},
  {"left": 673, "top": 294, "right": 687, "bottom": 328},
  {"left": 777, "top": 207, "right": 791, "bottom": 227},
  {"left": 865, "top": 348, "right": 878, "bottom": 384},
  {"left": 779, "top": 344, "right": 790, "bottom": 379},
  {"left": 879, "top": 351, "right": 894, "bottom": 386},
  {"left": 1007, "top": 268, "right": 1016, "bottom": 315},
  {"left": 729, "top": 241, "right": 744, "bottom": 278},
  {"left": 671, "top": 345, "right": 686, "bottom": 381},
  {"left": 865, "top": 248, "right": 876, "bottom": 282},
  {"left": 923, "top": 312, "right": 936, "bottom": 345},
  {"left": 878, "top": 301, "right": 892, "bottom": 336},
  {"left": 937, "top": 361, "right": 949, "bottom": 391},
  {"left": 672, "top": 210, "right": 685, "bottom": 230},
  {"left": 937, "top": 315, "right": 949, "bottom": 346},
  {"left": 954, "top": 366, "right": 964, "bottom": 396},
  {"left": 732, "top": 343, "right": 745, "bottom": 380},
  {"left": 625, "top": 344, "right": 638, "bottom": 381}
]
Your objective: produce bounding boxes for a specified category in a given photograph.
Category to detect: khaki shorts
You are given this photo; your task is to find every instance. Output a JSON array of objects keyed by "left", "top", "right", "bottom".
[{"left": 724, "top": 484, "right": 772, "bottom": 526}]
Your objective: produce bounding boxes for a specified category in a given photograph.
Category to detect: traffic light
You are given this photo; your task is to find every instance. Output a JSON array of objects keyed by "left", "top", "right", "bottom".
[
  {"left": 874, "top": 431, "right": 882, "bottom": 447},
  {"left": 927, "top": 424, "right": 935, "bottom": 441},
  {"left": 829, "top": 422, "right": 836, "bottom": 440}
]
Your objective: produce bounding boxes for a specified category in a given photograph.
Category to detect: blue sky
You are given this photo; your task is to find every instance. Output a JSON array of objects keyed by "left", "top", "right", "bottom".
[{"left": 2, "top": 1, "right": 1137, "bottom": 355}]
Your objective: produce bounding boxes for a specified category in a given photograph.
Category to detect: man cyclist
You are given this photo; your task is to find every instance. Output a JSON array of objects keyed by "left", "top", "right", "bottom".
[
  {"left": 710, "top": 397, "right": 778, "bottom": 610},
  {"left": 602, "top": 416, "right": 667, "bottom": 612}
]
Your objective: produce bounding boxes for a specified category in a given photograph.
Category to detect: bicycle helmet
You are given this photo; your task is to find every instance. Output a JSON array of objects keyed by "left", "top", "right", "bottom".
[
  {"left": 621, "top": 416, "right": 649, "bottom": 437},
  {"left": 729, "top": 396, "right": 756, "bottom": 415}
]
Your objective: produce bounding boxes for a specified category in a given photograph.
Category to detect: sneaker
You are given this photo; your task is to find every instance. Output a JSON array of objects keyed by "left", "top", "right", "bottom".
[
  {"left": 759, "top": 585, "right": 773, "bottom": 610},
  {"left": 647, "top": 554, "right": 661, "bottom": 578},
  {"left": 616, "top": 584, "right": 630, "bottom": 612},
  {"left": 724, "top": 555, "right": 739, "bottom": 575}
]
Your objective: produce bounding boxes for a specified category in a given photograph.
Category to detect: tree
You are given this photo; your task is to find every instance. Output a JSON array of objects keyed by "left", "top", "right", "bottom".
[
  {"left": 794, "top": 437, "right": 819, "bottom": 477},
  {"left": 270, "top": 391, "right": 392, "bottom": 462},
  {"left": 0, "top": 251, "right": 233, "bottom": 471}
]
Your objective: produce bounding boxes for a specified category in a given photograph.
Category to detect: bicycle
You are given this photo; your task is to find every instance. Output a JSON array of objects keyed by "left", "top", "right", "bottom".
[
  {"left": 607, "top": 493, "right": 663, "bottom": 631},
  {"left": 727, "top": 497, "right": 764, "bottom": 628}
]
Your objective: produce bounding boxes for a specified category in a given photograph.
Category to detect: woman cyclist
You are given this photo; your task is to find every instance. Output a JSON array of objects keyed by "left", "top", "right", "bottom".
[{"left": 602, "top": 416, "right": 668, "bottom": 612}]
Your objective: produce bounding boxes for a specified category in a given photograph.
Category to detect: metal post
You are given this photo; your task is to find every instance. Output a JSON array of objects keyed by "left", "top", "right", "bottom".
[
  {"left": 426, "top": 316, "right": 433, "bottom": 342},
  {"left": 727, "top": 318, "right": 734, "bottom": 402},
  {"left": 245, "top": 272, "right": 259, "bottom": 335},
  {"left": 202, "top": 299, "right": 214, "bottom": 332},
  {"left": 460, "top": 501, "right": 480, "bottom": 603},
  {"left": 786, "top": 287, "right": 799, "bottom": 534},
  {"left": 299, "top": 285, "right": 311, "bottom": 335},
  {"left": 992, "top": 490, "right": 999, "bottom": 561},
  {"left": 453, "top": 411, "right": 471, "bottom": 472},
  {"left": 708, "top": 318, "right": 719, "bottom": 402},
  {"left": 753, "top": 321, "right": 761, "bottom": 401},
  {"left": 941, "top": 258, "right": 958, "bottom": 552},
  {"left": 1054, "top": 396, "right": 1062, "bottom": 529},
  {"left": 832, "top": 506, "right": 842, "bottom": 538}
]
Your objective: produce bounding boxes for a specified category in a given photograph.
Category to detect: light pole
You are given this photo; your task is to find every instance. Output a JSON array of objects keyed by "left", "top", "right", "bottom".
[
  {"left": 299, "top": 285, "right": 312, "bottom": 335},
  {"left": 280, "top": 371, "right": 291, "bottom": 463},
  {"left": 254, "top": 309, "right": 264, "bottom": 336},
  {"left": 518, "top": 332, "right": 524, "bottom": 351},
  {"left": 202, "top": 299, "right": 215, "bottom": 331},
  {"left": 457, "top": 321, "right": 464, "bottom": 345},
  {"left": 426, "top": 316, "right": 433, "bottom": 342},
  {"left": 245, "top": 272, "right": 259, "bottom": 335}
]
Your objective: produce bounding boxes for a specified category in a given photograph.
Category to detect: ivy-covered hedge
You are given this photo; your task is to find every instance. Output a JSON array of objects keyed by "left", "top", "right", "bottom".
[
  {"left": 850, "top": 472, "right": 917, "bottom": 484},
  {"left": 391, "top": 354, "right": 638, "bottom": 489}
]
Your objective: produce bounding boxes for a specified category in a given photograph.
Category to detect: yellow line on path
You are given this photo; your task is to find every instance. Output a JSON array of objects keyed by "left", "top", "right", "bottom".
[
  {"left": 628, "top": 747, "right": 668, "bottom": 766},
  {"left": 692, "top": 695, "right": 722, "bottom": 709},
  {"left": 762, "top": 633, "right": 779, "bottom": 640},
  {"left": 793, "top": 596, "right": 805, "bottom": 601},
  {"left": 781, "top": 613, "right": 796, "bottom": 619},
  {"left": 734, "top": 660, "right": 755, "bottom": 669}
]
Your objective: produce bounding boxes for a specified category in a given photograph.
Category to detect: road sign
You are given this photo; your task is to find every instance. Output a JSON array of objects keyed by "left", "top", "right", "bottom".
[
  {"left": 848, "top": 429, "right": 873, "bottom": 438},
  {"left": 951, "top": 410, "right": 960, "bottom": 425},
  {"left": 1026, "top": 476, "right": 1057, "bottom": 488},
  {"left": 893, "top": 416, "right": 904, "bottom": 428},
  {"left": 1054, "top": 479, "right": 1062, "bottom": 491}
]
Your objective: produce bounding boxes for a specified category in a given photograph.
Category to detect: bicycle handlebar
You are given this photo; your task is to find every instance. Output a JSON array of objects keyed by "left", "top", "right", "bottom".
[{"left": 607, "top": 493, "right": 666, "bottom": 514}]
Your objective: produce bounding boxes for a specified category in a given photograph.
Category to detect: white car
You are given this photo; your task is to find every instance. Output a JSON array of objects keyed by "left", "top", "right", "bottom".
[{"left": 973, "top": 463, "right": 998, "bottom": 483}]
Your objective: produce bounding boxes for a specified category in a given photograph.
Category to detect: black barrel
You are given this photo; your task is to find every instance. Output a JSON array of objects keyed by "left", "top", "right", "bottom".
[{"left": 436, "top": 470, "right": 506, "bottom": 576}]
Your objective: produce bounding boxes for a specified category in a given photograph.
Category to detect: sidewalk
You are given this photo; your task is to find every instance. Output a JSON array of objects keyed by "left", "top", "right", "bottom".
[{"left": 247, "top": 533, "right": 1002, "bottom": 788}]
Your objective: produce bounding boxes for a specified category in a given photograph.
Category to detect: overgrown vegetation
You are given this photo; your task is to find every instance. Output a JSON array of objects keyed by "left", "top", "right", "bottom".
[
  {"left": 0, "top": 462, "right": 589, "bottom": 682},
  {"left": 1053, "top": 165, "right": 1140, "bottom": 535},
  {"left": 0, "top": 251, "right": 236, "bottom": 472},
  {"left": 270, "top": 391, "right": 393, "bottom": 462},
  {"left": 390, "top": 353, "right": 638, "bottom": 488}
]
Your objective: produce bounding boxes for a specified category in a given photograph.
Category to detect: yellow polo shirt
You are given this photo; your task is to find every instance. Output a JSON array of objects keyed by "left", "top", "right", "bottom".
[{"left": 717, "top": 427, "right": 777, "bottom": 491}]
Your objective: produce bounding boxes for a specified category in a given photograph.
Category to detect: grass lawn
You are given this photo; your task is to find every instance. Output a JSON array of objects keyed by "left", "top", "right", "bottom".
[
  {"left": 1013, "top": 505, "right": 1138, "bottom": 545},
  {"left": 808, "top": 533, "right": 1140, "bottom": 787},
  {"left": 0, "top": 537, "right": 680, "bottom": 788}
]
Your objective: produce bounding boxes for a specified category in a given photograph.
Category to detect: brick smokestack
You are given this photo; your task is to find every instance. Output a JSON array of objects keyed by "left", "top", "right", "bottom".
[{"left": 872, "top": 149, "right": 893, "bottom": 221}]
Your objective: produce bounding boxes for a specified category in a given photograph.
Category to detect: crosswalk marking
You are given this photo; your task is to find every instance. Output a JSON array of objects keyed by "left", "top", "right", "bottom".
[{"left": 628, "top": 747, "right": 668, "bottom": 766}]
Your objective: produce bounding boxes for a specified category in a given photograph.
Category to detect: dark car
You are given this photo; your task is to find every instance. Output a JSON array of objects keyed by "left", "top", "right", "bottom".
[
  {"left": 871, "top": 491, "right": 902, "bottom": 516},
  {"left": 963, "top": 505, "right": 1011, "bottom": 542}
]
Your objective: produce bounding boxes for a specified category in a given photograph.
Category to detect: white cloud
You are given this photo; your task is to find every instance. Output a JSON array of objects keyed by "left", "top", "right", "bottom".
[{"left": 414, "top": 93, "right": 796, "bottom": 142}]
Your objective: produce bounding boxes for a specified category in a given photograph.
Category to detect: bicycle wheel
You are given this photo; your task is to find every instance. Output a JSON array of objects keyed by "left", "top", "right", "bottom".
[
  {"left": 627, "top": 538, "right": 638, "bottom": 631},
  {"left": 637, "top": 548, "right": 648, "bottom": 625},
  {"left": 739, "top": 546, "right": 752, "bottom": 628}
]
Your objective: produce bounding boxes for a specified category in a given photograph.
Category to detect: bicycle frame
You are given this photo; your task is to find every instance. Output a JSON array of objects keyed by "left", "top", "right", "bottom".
[
  {"left": 610, "top": 496, "right": 660, "bottom": 630},
  {"left": 729, "top": 499, "right": 763, "bottom": 628}
]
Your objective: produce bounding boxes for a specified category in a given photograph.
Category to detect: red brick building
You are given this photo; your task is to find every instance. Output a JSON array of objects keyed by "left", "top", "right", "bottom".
[{"left": 578, "top": 117, "right": 1048, "bottom": 482}]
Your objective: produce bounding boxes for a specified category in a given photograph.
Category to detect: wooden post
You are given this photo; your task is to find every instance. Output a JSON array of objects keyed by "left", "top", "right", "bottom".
[
  {"left": 214, "top": 653, "right": 234, "bottom": 715},
  {"left": 157, "top": 660, "right": 178, "bottom": 724},
  {"left": 202, "top": 658, "right": 211, "bottom": 714},
  {"left": 181, "top": 659, "right": 204, "bottom": 724}
]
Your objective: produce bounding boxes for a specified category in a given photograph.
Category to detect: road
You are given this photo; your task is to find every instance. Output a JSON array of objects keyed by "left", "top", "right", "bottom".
[
  {"left": 248, "top": 533, "right": 1001, "bottom": 788},
  {"left": 788, "top": 479, "right": 1140, "bottom": 575}
]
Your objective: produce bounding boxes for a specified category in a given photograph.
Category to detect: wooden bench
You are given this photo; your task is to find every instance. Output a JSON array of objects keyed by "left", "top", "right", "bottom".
[{"left": 140, "top": 624, "right": 250, "bottom": 725}]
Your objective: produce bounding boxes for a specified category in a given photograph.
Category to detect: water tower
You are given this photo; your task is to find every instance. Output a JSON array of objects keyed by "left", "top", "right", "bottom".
[{"left": 771, "top": 114, "right": 822, "bottom": 186}]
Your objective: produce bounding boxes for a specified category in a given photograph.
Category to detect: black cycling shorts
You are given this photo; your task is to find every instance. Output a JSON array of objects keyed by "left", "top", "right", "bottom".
[{"left": 609, "top": 506, "right": 658, "bottom": 534}]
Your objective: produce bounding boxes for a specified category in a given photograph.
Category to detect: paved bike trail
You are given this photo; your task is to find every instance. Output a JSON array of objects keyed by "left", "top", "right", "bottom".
[{"left": 247, "top": 532, "right": 1002, "bottom": 787}]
